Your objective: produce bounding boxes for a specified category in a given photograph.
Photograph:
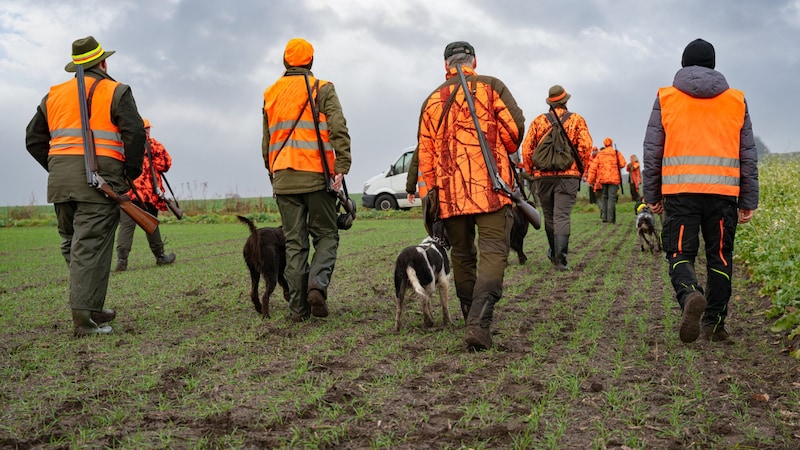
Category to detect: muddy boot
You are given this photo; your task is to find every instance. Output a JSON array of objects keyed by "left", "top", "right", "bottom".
[
  {"left": 545, "top": 229, "right": 556, "bottom": 266},
  {"left": 554, "top": 234, "right": 570, "bottom": 271},
  {"left": 679, "top": 292, "right": 707, "bottom": 343},
  {"left": 464, "top": 298, "right": 493, "bottom": 351},
  {"left": 153, "top": 243, "right": 176, "bottom": 266},
  {"left": 114, "top": 248, "right": 129, "bottom": 272},
  {"left": 465, "top": 325, "right": 493, "bottom": 350},
  {"left": 72, "top": 309, "right": 113, "bottom": 337},
  {"left": 307, "top": 289, "right": 329, "bottom": 318},
  {"left": 90, "top": 309, "right": 116, "bottom": 325}
]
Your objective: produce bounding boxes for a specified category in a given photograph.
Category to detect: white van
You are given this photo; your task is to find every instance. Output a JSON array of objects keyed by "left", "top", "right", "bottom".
[{"left": 362, "top": 146, "right": 422, "bottom": 210}]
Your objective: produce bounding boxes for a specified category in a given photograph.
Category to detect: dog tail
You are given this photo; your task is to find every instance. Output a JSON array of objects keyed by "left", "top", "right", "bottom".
[
  {"left": 237, "top": 215, "right": 258, "bottom": 236},
  {"left": 237, "top": 215, "right": 262, "bottom": 264}
]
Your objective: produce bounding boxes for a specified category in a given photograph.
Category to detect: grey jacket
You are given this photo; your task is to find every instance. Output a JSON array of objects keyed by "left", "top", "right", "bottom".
[{"left": 642, "top": 66, "right": 759, "bottom": 210}]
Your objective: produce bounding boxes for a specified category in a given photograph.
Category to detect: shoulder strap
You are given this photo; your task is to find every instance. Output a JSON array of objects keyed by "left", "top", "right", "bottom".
[
  {"left": 85, "top": 78, "right": 101, "bottom": 119},
  {"left": 267, "top": 76, "right": 311, "bottom": 175},
  {"left": 436, "top": 82, "right": 461, "bottom": 132},
  {"left": 547, "top": 108, "right": 583, "bottom": 174}
]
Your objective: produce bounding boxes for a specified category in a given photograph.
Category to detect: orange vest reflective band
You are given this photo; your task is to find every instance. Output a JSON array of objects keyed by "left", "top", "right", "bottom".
[
  {"left": 417, "top": 168, "right": 428, "bottom": 198},
  {"left": 659, "top": 86, "right": 745, "bottom": 197},
  {"left": 46, "top": 77, "right": 125, "bottom": 161},
  {"left": 263, "top": 75, "right": 335, "bottom": 174}
]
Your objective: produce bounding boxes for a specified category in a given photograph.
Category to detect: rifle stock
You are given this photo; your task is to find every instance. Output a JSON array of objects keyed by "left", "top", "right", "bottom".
[
  {"left": 455, "top": 65, "right": 540, "bottom": 229},
  {"left": 163, "top": 197, "right": 184, "bottom": 220},
  {"left": 96, "top": 175, "right": 159, "bottom": 234}
]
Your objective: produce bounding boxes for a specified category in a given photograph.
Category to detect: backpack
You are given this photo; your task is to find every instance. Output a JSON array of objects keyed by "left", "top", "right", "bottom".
[{"left": 531, "top": 111, "right": 575, "bottom": 172}]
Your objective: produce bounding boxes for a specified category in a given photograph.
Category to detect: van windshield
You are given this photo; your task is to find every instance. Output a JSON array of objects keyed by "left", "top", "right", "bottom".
[{"left": 393, "top": 151, "right": 414, "bottom": 175}]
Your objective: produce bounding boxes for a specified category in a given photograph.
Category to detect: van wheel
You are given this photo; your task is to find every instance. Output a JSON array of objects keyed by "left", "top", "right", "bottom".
[{"left": 375, "top": 194, "right": 397, "bottom": 211}]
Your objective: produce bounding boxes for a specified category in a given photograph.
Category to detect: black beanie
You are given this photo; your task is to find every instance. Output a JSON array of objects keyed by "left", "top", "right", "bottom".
[{"left": 681, "top": 38, "right": 715, "bottom": 69}]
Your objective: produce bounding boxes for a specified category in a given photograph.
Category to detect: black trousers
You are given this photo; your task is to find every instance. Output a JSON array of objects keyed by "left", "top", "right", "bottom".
[{"left": 662, "top": 194, "right": 738, "bottom": 327}]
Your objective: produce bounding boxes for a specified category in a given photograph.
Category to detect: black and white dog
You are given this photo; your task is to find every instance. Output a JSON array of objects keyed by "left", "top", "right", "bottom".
[
  {"left": 393, "top": 235, "right": 452, "bottom": 331},
  {"left": 635, "top": 202, "right": 661, "bottom": 253}
]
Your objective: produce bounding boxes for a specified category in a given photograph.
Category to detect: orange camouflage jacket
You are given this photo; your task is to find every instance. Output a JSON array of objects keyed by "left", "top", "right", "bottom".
[
  {"left": 126, "top": 136, "right": 172, "bottom": 211},
  {"left": 521, "top": 106, "right": 593, "bottom": 178},
  {"left": 586, "top": 146, "right": 626, "bottom": 186},
  {"left": 417, "top": 66, "right": 525, "bottom": 219}
]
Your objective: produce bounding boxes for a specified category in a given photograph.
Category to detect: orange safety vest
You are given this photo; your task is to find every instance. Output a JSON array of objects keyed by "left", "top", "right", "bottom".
[
  {"left": 46, "top": 77, "right": 125, "bottom": 161},
  {"left": 659, "top": 86, "right": 745, "bottom": 197},
  {"left": 263, "top": 74, "right": 335, "bottom": 174},
  {"left": 416, "top": 167, "right": 429, "bottom": 198}
]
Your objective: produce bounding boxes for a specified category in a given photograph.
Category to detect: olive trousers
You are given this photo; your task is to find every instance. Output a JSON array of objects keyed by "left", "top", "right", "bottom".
[{"left": 55, "top": 200, "right": 120, "bottom": 311}]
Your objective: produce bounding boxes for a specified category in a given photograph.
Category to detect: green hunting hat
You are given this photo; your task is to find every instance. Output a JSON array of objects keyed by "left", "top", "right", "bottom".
[
  {"left": 444, "top": 41, "right": 475, "bottom": 59},
  {"left": 546, "top": 85, "right": 571, "bottom": 106},
  {"left": 65, "top": 36, "right": 115, "bottom": 73}
]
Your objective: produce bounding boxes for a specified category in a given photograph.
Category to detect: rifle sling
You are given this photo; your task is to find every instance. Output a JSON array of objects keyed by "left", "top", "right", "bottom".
[{"left": 267, "top": 94, "right": 310, "bottom": 175}]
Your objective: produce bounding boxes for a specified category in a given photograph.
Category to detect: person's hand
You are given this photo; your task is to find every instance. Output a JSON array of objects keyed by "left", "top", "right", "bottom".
[
  {"left": 738, "top": 209, "right": 754, "bottom": 224},
  {"left": 331, "top": 173, "right": 344, "bottom": 192},
  {"left": 407, "top": 193, "right": 416, "bottom": 203},
  {"left": 648, "top": 201, "right": 663, "bottom": 215}
]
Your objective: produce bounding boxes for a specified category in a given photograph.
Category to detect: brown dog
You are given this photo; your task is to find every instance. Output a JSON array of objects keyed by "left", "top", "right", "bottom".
[{"left": 237, "top": 215, "right": 289, "bottom": 318}]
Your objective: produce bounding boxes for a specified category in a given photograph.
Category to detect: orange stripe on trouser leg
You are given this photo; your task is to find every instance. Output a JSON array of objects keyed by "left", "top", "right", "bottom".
[
  {"left": 677, "top": 224, "right": 684, "bottom": 254},
  {"left": 719, "top": 219, "right": 728, "bottom": 266}
]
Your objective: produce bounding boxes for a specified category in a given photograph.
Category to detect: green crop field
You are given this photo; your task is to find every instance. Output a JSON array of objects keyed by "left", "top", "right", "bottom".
[{"left": 1, "top": 155, "right": 798, "bottom": 449}]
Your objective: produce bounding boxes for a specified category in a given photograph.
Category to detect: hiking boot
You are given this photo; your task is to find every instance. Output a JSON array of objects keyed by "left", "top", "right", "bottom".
[
  {"left": 114, "top": 248, "right": 129, "bottom": 272},
  {"left": 308, "top": 289, "right": 329, "bottom": 318},
  {"left": 703, "top": 324, "right": 729, "bottom": 342},
  {"left": 679, "top": 292, "right": 707, "bottom": 343},
  {"left": 90, "top": 309, "right": 116, "bottom": 324},
  {"left": 465, "top": 325, "right": 493, "bottom": 351},
  {"left": 72, "top": 309, "right": 113, "bottom": 337},
  {"left": 156, "top": 252, "right": 176, "bottom": 266},
  {"left": 113, "top": 259, "right": 128, "bottom": 272}
]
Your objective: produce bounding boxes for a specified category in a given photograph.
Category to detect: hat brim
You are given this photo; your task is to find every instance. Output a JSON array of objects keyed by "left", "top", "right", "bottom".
[
  {"left": 546, "top": 92, "right": 571, "bottom": 106},
  {"left": 64, "top": 50, "right": 115, "bottom": 73}
]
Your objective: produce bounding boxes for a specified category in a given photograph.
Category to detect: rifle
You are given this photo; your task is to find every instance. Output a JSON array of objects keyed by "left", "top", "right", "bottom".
[
  {"left": 145, "top": 140, "right": 183, "bottom": 219},
  {"left": 302, "top": 72, "right": 356, "bottom": 221},
  {"left": 454, "top": 65, "right": 540, "bottom": 229},
  {"left": 614, "top": 143, "right": 624, "bottom": 195},
  {"left": 76, "top": 64, "right": 159, "bottom": 234},
  {"left": 161, "top": 174, "right": 184, "bottom": 219}
]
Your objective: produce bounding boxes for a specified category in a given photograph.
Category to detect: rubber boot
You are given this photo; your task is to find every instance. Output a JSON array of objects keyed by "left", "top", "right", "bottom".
[
  {"left": 464, "top": 298, "right": 493, "bottom": 351},
  {"left": 114, "top": 248, "right": 129, "bottom": 272},
  {"left": 72, "top": 309, "right": 113, "bottom": 337},
  {"left": 554, "top": 234, "right": 570, "bottom": 271},
  {"left": 545, "top": 229, "right": 556, "bottom": 266},
  {"left": 91, "top": 309, "right": 117, "bottom": 325}
]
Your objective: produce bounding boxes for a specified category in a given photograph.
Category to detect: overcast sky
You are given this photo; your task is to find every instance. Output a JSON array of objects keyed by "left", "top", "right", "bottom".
[{"left": 2, "top": 0, "right": 798, "bottom": 207}]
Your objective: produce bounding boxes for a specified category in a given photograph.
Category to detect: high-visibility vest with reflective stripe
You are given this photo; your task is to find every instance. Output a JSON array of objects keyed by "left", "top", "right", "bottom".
[
  {"left": 659, "top": 86, "right": 745, "bottom": 197},
  {"left": 417, "top": 168, "right": 428, "bottom": 198},
  {"left": 46, "top": 77, "right": 125, "bottom": 161},
  {"left": 263, "top": 75, "right": 335, "bottom": 174}
]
